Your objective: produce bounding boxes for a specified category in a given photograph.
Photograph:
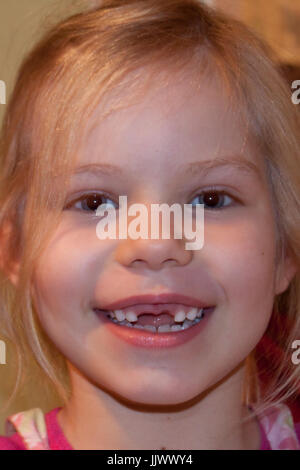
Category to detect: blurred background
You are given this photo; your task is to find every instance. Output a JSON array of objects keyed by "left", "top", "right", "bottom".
[
  {"left": 210, "top": 0, "right": 300, "bottom": 82},
  {"left": 0, "top": 0, "right": 299, "bottom": 433}
]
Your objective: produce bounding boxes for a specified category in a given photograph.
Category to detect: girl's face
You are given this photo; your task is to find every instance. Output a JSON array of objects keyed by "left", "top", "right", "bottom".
[{"left": 31, "top": 71, "right": 296, "bottom": 406}]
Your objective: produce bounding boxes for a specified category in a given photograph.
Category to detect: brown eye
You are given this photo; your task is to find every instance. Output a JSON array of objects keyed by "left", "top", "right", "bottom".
[
  {"left": 191, "top": 190, "right": 234, "bottom": 209},
  {"left": 66, "top": 193, "right": 118, "bottom": 213},
  {"left": 83, "top": 194, "right": 105, "bottom": 212}
]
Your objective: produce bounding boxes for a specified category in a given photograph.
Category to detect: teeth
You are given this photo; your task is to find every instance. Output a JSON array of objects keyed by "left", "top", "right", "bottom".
[
  {"left": 197, "top": 308, "right": 204, "bottom": 318},
  {"left": 171, "top": 324, "right": 183, "bottom": 332},
  {"left": 133, "top": 324, "right": 145, "bottom": 330},
  {"left": 157, "top": 324, "right": 172, "bottom": 333},
  {"left": 174, "top": 310, "right": 186, "bottom": 323},
  {"left": 125, "top": 311, "right": 138, "bottom": 323},
  {"left": 105, "top": 306, "right": 209, "bottom": 332},
  {"left": 115, "top": 309, "right": 125, "bottom": 321},
  {"left": 174, "top": 308, "right": 203, "bottom": 322},
  {"left": 111, "top": 315, "right": 205, "bottom": 332},
  {"left": 111, "top": 307, "right": 205, "bottom": 323},
  {"left": 186, "top": 307, "right": 197, "bottom": 320},
  {"left": 141, "top": 325, "right": 156, "bottom": 332},
  {"left": 182, "top": 319, "right": 193, "bottom": 330}
]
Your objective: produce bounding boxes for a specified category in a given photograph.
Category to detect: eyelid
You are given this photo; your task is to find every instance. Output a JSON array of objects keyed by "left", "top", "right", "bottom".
[
  {"left": 194, "top": 185, "right": 239, "bottom": 198},
  {"left": 65, "top": 191, "right": 119, "bottom": 211},
  {"left": 65, "top": 186, "right": 241, "bottom": 213},
  {"left": 190, "top": 186, "right": 240, "bottom": 209}
]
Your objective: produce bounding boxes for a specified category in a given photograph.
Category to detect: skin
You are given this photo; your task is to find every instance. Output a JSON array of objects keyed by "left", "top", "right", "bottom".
[{"left": 18, "top": 69, "right": 298, "bottom": 449}]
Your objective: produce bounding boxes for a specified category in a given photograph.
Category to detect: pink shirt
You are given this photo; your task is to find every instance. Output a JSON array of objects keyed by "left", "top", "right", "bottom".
[{"left": 0, "top": 406, "right": 299, "bottom": 450}]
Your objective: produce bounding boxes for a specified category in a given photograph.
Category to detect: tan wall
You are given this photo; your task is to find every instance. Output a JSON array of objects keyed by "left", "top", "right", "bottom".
[
  {"left": 0, "top": 0, "right": 85, "bottom": 125},
  {"left": 0, "top": 0, "right": 299, "bottom": 434},
  {"left": 214, "top": 0, "right": 300, "bottom": 64}
]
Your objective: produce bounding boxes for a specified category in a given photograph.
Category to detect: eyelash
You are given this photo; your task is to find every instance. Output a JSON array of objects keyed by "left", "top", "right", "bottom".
[
  {"left": 65, "top": 188, "right": 237, "bottom": 214},
  {"left": 190, "top": 189, "right": 236, "bottom": 210}
]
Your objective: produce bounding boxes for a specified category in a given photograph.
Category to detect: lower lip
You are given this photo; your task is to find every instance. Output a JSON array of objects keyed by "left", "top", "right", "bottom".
[{"left": 94, "top": 308, "right": 214, "bottom": 349}]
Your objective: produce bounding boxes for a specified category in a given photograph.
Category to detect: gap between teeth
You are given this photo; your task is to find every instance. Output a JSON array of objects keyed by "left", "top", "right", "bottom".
[{"left": 106, "top": 307, "right": 205, "bottom": 332}]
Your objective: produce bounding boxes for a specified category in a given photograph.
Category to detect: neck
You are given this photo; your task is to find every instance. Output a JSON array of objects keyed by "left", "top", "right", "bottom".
[{"left": 57, "top": 362, "right": 261, "bottom": 450}]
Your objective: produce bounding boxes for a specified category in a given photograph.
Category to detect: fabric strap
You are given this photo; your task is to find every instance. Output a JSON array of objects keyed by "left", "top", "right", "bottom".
[
  {"left": 5, "top": 407, "right": 50, "bottom": 450},
  {"left": 250, "top": 403, "right": 300, "bottom": 450}
]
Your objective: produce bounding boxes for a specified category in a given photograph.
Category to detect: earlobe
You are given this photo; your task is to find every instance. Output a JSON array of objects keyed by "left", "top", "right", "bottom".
[{"left": 275, "top": 248, "right": 299, "bottom": 295}]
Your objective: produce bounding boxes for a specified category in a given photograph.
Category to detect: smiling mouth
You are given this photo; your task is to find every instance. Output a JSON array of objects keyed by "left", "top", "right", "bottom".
[{"left": 94, "top": 304, "right": 215, "bottom": 333}]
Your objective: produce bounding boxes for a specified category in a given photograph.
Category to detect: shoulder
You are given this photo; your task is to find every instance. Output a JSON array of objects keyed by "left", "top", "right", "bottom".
[
  {"left": 45, "top": 407, "right": 73, "bottom": 450},
  {"left": 253, "top": 402, "right": 300, "bottom": 450}
]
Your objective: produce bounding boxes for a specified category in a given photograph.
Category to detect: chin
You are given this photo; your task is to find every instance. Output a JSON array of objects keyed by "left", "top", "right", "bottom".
[{"left": 109, "top": 380, "right": 203, "bottom": 408}]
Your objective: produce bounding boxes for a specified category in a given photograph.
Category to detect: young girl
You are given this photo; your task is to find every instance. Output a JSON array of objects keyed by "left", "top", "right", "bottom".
[{"left": 0, "top": 0, "right": 299, "bottom": 450}]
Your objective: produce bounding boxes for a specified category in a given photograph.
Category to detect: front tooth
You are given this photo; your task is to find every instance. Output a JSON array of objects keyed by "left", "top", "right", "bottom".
[
  {"left": 109, "top": 311, "right": 115, "bottom": 319},
  {"left": 157, "top": 324, "right": 172, "bottom": 333},
  {"left": 143, "top": 325, "right": 157, "bottom": 332},
  {"left": 197, "top": 308, "right": 204, "bottom": 318},
  {"left": 174, "top": 310, "right": 186, "bottom": 323},
  {"left": 115, "top": 309, "right": 125, "bottom": 321},
  {"left": 125, "top": 311, "right": 138, "bottom": 323},
  {"left": 171, "top": 324, "right": 183, "bottom": 331},
  {"left": 186, "top": 307, "right": 197, "bottom": 320}
]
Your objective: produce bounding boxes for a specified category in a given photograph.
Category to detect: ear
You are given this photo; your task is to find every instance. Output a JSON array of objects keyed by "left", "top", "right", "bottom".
[
  {"left": 0, "top": 221, "right": 20, "bottom": 287},
  {"left": 275, "top": 246, "right": 299, "bottom": 295}
]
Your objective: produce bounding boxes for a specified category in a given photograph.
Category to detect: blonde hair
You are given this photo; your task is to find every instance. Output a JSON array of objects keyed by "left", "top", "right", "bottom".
[{"left": 0, "top": 0, "right": 299, "bottom": 422}]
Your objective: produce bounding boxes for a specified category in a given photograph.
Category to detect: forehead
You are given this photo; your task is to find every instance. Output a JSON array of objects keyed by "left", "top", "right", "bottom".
[{"left": 74, "top": 68, "right": 264, "bottom": 180}]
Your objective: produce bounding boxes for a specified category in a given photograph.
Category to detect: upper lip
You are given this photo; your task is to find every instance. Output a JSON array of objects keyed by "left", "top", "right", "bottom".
[{"left": 95, "top": 293, "right": 213, "bottom": 313}]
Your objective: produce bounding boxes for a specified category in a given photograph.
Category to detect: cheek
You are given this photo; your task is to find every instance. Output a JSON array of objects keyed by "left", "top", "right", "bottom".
[
  {"left": 197, "top": 216, "right": 278, "bottom": 358},
  {"left": 204, "top": 216, "right": 277, "bottom": 312},
  {"left": 31, "top": 227, "right": 104, "bottom": 324},
  {"left": 30, "top": 233, "right": 107, "bottom": 362},
  {"left": 32, "top": 245, "right": 83, "bottom": 314}
]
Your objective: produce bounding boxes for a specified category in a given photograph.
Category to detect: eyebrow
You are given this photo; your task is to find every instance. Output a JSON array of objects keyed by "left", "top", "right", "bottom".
[
  {"left": 71, "top": 155, "right": 262, "bottom": 179},
  {"left": 182, "top": 155, "right": 262, "bottom": 178},
  {"left": 72, "top": 163, "right": 123, "bottom": 177}
]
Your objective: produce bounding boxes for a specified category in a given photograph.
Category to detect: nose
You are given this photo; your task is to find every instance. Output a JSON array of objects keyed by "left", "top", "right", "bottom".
[
  {"left": 114, "top": 237, "right": 192, "bottom": 271},
  {"left": 113, "top": 198, "right": 194, "bottom": 270}
]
